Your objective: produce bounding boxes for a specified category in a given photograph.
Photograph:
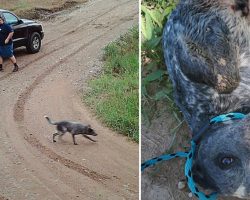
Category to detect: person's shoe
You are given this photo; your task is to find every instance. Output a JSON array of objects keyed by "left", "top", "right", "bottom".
[{"left": 12, "top": 65, "right": 18, "bottom": 72}]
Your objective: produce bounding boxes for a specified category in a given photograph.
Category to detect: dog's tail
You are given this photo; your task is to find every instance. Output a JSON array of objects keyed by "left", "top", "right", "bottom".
[{"left": 44, "top": 116, "right": 57, "bottom": 125}]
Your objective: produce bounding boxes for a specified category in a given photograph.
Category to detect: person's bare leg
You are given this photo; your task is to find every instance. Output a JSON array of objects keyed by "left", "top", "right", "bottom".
[
  {"left": 0, "top": 56, "right": 3, "bottom": 71},
  {"left": 9, "top": 55, "right": 16, "bottom": 64},
  {"left": 9, "top": 56, "right": 18, "bottom": 72}
]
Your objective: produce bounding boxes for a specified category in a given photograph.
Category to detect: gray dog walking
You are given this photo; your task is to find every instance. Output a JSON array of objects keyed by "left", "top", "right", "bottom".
[{"left": 44, "top": 116, "right": 97, "bottom": 145}]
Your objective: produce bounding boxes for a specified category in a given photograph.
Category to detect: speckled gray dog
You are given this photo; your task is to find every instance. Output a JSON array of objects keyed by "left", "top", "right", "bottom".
[
  {"left": 44, "top": 116, "right": 97, "bottom": 145},
  {"left": 163, "top": 0, "right": 250, "bottom": 198}
]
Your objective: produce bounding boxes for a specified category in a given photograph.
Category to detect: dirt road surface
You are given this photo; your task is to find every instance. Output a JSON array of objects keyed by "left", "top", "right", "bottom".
[{"left": 0, "top": 0, "right": 138, "bottom": 199}]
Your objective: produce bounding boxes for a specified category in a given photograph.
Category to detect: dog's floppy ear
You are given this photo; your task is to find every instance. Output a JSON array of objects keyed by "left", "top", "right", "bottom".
[
  {"left": 86, "top": 125, "right": 93, "bottom": 132},
  {"left": 87, "top": 124, "right": 91, "bottom": 128}
]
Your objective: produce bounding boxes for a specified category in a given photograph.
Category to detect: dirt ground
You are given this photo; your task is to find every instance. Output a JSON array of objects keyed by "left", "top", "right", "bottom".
[{"left": 0, "top": 0, "right": 138, "bottom": 199}]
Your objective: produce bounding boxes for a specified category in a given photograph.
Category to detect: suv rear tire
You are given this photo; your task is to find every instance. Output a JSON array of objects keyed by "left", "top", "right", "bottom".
[{"left": 26, "top": 32, "right": 41, "bottom": 53}]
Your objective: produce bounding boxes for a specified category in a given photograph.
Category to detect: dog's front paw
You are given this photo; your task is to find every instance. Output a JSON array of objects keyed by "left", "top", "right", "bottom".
[
  {"left": 53, "top": 140, "right": 56, "bottom": 143},
  {"left": 74, "top": 143, "right": 78, "bottom": 145}
]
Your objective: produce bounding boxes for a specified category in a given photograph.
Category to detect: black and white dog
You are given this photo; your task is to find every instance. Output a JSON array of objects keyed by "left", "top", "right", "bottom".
[
  {"left": 44, "top": 116, "right": 97, "bottom": 145},
  {"left": 163, "top": 0, "right": 250, "bottom": 198}
]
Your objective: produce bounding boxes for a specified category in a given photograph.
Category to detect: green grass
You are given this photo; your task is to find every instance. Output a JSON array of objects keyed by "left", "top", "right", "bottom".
[
  {"left": 141, "top": 0, "right": 188, "bottom": 150},
  {"left": 84, "top": 27, "right": 139, "bottom": 142},
  {"left": 141, "top": 0, "right": 180, "bottom": 123}
]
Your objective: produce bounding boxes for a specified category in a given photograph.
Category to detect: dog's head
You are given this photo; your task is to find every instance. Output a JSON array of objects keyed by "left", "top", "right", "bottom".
[
  {"left": 86, "top": 125, "right": 97, "bottom": 136},
  {"left": 192, "top": 115, "right": 250, "bottom": 198}
]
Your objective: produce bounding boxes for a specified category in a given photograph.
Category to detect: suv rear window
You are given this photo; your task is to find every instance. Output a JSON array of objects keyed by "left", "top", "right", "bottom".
[{"left": 3, "top": 12, "right": 19, "bottom": 25}]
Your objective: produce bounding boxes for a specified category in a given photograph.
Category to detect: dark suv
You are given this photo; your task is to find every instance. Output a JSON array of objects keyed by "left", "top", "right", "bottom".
[{"left": 0, "top": 9, "right": 44, "bottom": 53}]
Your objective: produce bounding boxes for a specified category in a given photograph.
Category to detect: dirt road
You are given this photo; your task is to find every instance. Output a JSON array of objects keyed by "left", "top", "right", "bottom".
[{"left": 0, "top": 0, "right": 138, "bottom": 199}]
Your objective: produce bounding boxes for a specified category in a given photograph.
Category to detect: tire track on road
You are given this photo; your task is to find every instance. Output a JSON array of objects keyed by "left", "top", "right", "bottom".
[
  {"left": 12, "top": 8, "right": 138, "bottom": 122},
  {"left": 43, "top": 0, "right": 134, "bottom": 43},
  {"left": 23, "top": 134, "right": 110, "bottom": 182},
  {"left": 13, "top": 27, "right": 119, "bottom": 183}
]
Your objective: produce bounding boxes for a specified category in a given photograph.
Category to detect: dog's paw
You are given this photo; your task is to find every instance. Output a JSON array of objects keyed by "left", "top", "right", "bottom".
[
  {"left": 53, "top": 140, "right": 56, "bottom": 143},
  {"left": 74, "top": 143, "right": 78, "bottom": 145}
]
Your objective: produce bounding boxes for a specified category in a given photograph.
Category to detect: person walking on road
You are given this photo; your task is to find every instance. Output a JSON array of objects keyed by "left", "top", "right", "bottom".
[{"left": 0, "top": 16, "right": 19, "bottom": 72}]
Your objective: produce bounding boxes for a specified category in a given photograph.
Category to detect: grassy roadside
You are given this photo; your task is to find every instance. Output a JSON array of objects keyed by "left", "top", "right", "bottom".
[
  {"left": 84, "top": 27, "right": 139, "bottom": 143},
  {"left": 141, "top": 0, "right": 186, "bottom": 149},
  {"left": 141, "top": 0, "right": 180, "bottom": 123},
  {"left": 1, "top": 0, "right": 88, "bottom": 19}
]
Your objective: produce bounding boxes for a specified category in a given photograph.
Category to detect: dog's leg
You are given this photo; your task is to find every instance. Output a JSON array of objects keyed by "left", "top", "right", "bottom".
[
  {"left": 83, "top": 135, "right": 97, "bottom": 142},
  {"left": 53, "top": 131, "right": 59, "bottom": 143},
  {"left": 72, "top": 134, "right": 78, "bottom": 145},
  {"left": 58, "top": 132, "right": 65, "bottom": 141}
]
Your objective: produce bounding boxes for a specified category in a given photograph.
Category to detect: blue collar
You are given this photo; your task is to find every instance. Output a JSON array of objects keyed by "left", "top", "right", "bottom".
[{"left": 141, "top": 112, "right": 246, "bottom": 200}]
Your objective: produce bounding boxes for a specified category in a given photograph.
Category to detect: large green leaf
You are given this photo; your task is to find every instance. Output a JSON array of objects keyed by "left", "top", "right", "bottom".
[
  {"left": 148, "top": 9, "right": 163, "bottom": 28},
  {"left": 142, "top": 5, "right": 158, "bottom": 40},
  {"left": 146, "top": 36, "right": 162, "bottom": 49},
  {"left": 165, "top": 4, "right": 175, "bottom": 16},
  {"left": 153, "top": 88, "right": 172, "bottom": 101},
  {"left": 141, "top": 12, "right": 154, "bottom": 40},
  {"left": 143, "top": 70, "right": 166, "bottom": 83}
]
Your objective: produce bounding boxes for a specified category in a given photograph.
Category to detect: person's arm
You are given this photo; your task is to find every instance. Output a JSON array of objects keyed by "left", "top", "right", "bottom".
[{"left": 5, "top": 31, "right": 14, "bottom": 44}]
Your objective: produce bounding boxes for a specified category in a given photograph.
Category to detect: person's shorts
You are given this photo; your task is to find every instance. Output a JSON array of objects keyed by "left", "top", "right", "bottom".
[{"left": 0, "top": 44, "right": 13, "bottom": 58}]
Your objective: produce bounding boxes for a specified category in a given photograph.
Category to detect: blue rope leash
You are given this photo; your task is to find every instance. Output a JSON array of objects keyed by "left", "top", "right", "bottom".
[{"left": 141, "top": 112, "right": 246, "bottom": 200}]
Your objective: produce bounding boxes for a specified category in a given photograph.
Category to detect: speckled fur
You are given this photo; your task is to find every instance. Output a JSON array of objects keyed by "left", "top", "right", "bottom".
[
  {"left": 44, "top": 116, "right": 97, "bottom": 145},
  {"left": 163, "top": 0, "right": 250, "bottom": 198}
]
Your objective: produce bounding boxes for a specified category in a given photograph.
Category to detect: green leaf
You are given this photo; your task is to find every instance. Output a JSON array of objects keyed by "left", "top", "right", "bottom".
[
  {"left": 153, "top": 90, "right": 168, "bottom": 100},
  {"left": 144, "top": 61, "right": 158, "bottom": 70},
  {"left": 141, "top": 13, "right": 154, "bottom": 40},
  {"left": 141, "top": 4, "right": 148, "bottom": 14},
  {"left": 146, "top": 36, "right": 162, "bottom": 49},
  {"left": 148, "top": 9, "right": 163, "bottom": 28},
  {"left": 143, "top": 70, "right": 166, "bottom": 82},
  {"left": 165, "top": 5, "right": 175, "bottom": 16},
  {"left": 141, "top": 5, "right": 155, "bottom": 40}
]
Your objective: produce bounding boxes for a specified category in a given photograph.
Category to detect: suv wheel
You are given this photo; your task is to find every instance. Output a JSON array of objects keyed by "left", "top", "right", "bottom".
[{"left": 26, "top": 32, "right": 41, "bottom": 53}]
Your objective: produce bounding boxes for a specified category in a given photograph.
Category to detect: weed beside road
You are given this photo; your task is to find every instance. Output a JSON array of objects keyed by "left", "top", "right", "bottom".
[{"left": 84, "top": 27, "right": 139, "bottom": 142}]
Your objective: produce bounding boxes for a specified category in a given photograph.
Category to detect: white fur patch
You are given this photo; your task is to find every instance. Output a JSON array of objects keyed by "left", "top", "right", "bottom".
[
  {"left": 233, "top": 185, "right": 246, "bottom": 198},
  {"left": 240, "top": 53, "right": 250, "bottom": 67},
  {"left": 166, "top": 25, "right": 170, "bottom": 32}
]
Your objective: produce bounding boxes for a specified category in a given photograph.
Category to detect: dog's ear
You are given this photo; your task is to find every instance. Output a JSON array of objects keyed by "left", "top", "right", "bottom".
[{"left": 88, "top": 127, "right": 93, "bottom": 132}]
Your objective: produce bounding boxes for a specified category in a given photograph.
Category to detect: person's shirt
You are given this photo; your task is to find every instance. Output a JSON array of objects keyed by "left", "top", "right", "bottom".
[{"left": 0, "top": 23, "right": 13, "bottom": 46}]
